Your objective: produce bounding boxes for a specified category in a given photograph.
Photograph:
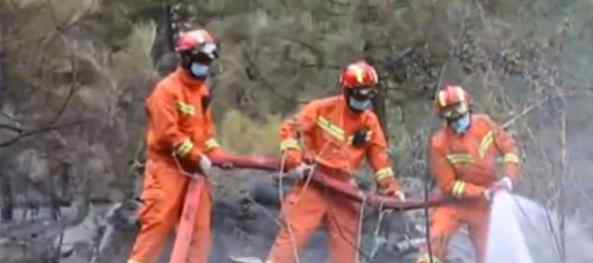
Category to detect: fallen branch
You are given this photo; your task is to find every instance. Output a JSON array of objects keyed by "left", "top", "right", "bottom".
[
  {"left": 0, "top": 123, "right": 23, "bottom": 133},
  {"left": 0, "top": 120, "right": 86, "bottom": 147}
]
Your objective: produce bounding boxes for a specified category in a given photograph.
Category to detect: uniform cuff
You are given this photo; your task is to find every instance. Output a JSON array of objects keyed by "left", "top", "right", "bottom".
[
  {"left": 374, "top": 167, "right": 394, "bottom": 182},
  {"left": 205, "top": 138, "right": 220, "bottom": 152},
  {"left": 280, "top": 138, "right": 301, "bottom": 151},
  {"left": 452, "top": 180, "right": 466, "bottom": 199},
  {"left": 175, "top": 138, "right": 194, "bottom": 157},
  {"left": 503, "top": 153, "right": 520, "bottom": 163}
]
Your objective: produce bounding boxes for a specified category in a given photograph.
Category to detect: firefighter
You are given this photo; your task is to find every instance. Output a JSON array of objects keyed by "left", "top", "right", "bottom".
[
  {"left": 416, "top": 84, "right": 522, "bottom": 263},
  {"left": 127, "top": 29, "right": 231, "bottom": 263},
  {"left": 265, "top": 60, "right": 405, "bottom": 263}
]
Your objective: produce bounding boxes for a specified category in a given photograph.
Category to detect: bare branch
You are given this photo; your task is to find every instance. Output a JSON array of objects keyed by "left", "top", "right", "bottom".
[
  {"left": 47, "top": 53, "right": 79, "bottom": 126},
  {"left": 40, "top": 0, "right": 96, "bottom": 47},
  {"left": 0, "top": 120, "right": 86, "bottom": 147},
  {"left": 0, "top": 111, "right": 19, "bottom": 123},
  {"left": 433, "top": 11, "right": 469, "bottom": 95},
  {"left": 242, "top": 48, "right": 301, "bottom": 104},
  {"left": 0, "top": 123, "right": 23, "bottom": 133},
  {"left": 502, "top": 96, "right": 551, "bottom": 129}
]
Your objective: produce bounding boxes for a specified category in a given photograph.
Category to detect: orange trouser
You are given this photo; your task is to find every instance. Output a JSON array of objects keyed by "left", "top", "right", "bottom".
[
  {"left": 266, "top": 182, "right": 361, "bottom": 263},
  {"left": 128, "top": 159, "right": 213, "bottom": 263},
  {"left": 418, "top": 201, "right": 491, "bottom": 263}
]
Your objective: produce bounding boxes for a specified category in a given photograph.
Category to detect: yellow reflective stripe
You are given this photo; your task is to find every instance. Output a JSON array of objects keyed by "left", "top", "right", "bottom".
[
  {"left": 205, "top": 138, "right": 220, "bottom": 150},
  {"left": 176, "top": 101, "right": 195, "bottom": 116},
  {"left": 352, "top": 64, "right": 365, "bottom": 83},
  {"left": 503, "top": 153, "right": 520, "bottom": 163},
  {"left": 375, "top": 167, "right": 394, "bottom": 181},
  {"left": 280, "top": 139, "right": 300, "bottom": 151},
  {"left": 438, "top": 91, "right": 447, "bottom": 107},
  {"left": 454, "top": 86, "right": 465, "bottom": 102},
  {"left": 446, "top": 154, "right": 473, "bottom": 164},
  {"left": 479, "top": 131, "right": 494, "bottom": 158},
  {"left": 320, "top": 117, "right": 345, "bottom": 140},
  {"left": 452, "top": 180, "right": 466, "bottom": 198},
  {"left": 417, "top": 254, "right": 444, "bottom": 263},
  {"left": 317, "top": 116, "right": 345, "bottom": 141},
  {"left": 176, "top": 139, "right": 194, "bottom": 157}
]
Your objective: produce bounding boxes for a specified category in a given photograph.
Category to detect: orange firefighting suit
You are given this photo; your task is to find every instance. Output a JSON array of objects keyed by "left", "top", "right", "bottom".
[
  {"left": 417, "top": 114, "right": 521, "bottom": 263},
  {"left": 266, "top": 96, "right": 401, "bottom": 263},
  {"left": 128, "top": 67, "right": 225, "bottom": 263}
]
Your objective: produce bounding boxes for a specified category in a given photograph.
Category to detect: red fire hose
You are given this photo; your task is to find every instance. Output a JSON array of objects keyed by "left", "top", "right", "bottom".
[{"left": 210, "top": 155, "right": 452, "bottom": 211}]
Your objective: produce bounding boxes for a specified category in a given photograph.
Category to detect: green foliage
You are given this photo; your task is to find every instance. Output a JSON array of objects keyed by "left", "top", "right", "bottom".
[
  {"left": 218, "top": 110, "right": 282, "bottom": 155},
  {"left": 2, "top": 0, "right": 593, "bottom": 239},
  {"left": 112, "top": 21, "right": 157, "bottom": 77}
]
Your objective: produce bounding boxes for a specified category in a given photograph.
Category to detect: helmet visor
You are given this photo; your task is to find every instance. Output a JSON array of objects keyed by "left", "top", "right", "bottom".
[
  {"left": 439, "top": 102, "right": 468, "bottom": 120},
  {"left": 188, "top": 42, "right": 219, "bottom": 64},
  {"left": 350, "top": 87, "right": 377, "bottom": 100}
]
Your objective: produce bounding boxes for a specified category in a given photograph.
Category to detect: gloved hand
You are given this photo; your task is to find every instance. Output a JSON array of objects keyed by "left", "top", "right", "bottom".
[
  {"left": 293, "top": 163, "right": 314, "bottom": 179},
  {"left": 282, "top": 149, "right": 303, "bottom": 172},
  {"left": 386, "top": 188, "right": 406, "bottom": 201},
  {"left": 494, "top": 176, "right": 513, "bottom": 191},
  {"left": 379, "top": 178, "right": 406, "bottom": 201},
  {"left": 351, "top": 128, "right": 372, "bottom": 147},
  {"left": 484, "top": 176, "right": 513, "bottom": 201},
  {"left": 198, "top": 154, "right": 212, "bottom": 175}
]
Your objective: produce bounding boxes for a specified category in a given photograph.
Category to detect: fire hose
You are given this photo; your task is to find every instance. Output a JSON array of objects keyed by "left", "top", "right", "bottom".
[
  {"left": 210, "top": 155, "right": 452, "bottom": 211},
  {"left": 206, "top": 154, "right": 458, "bottom": 262}
]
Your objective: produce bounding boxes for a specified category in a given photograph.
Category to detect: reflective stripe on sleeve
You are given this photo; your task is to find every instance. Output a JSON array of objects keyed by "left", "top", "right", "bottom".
[
  {"left": 503, "top": 153, "right": 520, "bottom": 163},
  {"left": 280, "top": 139, "right": 301, "bottom": 151},
  {"left": 176, "top": 101, "right": 195, "bottom": 116},
  {"left": 375, "top": 167, "right": 394, "bottom": 181},
  {"left": 452, "top": 180, "right": 466, "bottom": 198},
  {"left": 417, "top": 254, "right": 444, "bottom": 263},
  {"left": 205, "top": 138, "right": 220, "bottom": 150},
  {"left": 176, "top": 139, "right": 194, "bottom": 157}
]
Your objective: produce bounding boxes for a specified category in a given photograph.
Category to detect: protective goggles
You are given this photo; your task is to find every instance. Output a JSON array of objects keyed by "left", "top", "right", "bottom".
[
  {"left": 188, "top": 42, "right": 219, "bottom": 63},
  {"left": 439, "top": 103, "right": 468, "bottom": 120},
  {"left": 349, "top": 87, "right": 378, "bottom": 100}
]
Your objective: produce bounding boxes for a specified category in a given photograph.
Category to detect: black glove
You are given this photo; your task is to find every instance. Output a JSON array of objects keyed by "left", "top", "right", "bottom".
[
  {"left": 352, "top": 128, "right": 371, "bottom": 147},
  {"left": 202, "top": 94, "right": 212, "bottom": 110}
]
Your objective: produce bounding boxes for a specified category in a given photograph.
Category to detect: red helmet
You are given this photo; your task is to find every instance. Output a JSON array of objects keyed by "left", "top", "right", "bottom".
[
  {"left": 175, "top": 29, "right": 219, "bottom": 60},
  {"left": 435, "top": 84, "right": 471, "bottom": 119},
  {"left": 339, "top": 61, "right": 379, "bottom": 89}
]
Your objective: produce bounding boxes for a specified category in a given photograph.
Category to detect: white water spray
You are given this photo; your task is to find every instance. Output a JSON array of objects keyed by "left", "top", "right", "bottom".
[
  {"left": 486, "top": 191, "right": 534, "bottom": 263},
  {"left": 485, "top": 191, "right": 593, "bottom": 263}
]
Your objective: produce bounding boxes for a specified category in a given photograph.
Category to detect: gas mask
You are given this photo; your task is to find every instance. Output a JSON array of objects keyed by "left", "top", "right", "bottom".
[
  {"left": 349, "top": 97, "right": 372, "bottom": 111},
  {"left": 448, "top": 113, "right": 471, "bottom": 134},
  {"left": 345, "top": 87, "right": 377, "bottom": 113},
  {"left": 440, "top": 102, "right": 471, "bottom": 134},
  {"left": 190, "top": 63, "right": 210, "bottom": 79},
  {"left": 181, "top": 42, "right": 219, "bottom": 80}
]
